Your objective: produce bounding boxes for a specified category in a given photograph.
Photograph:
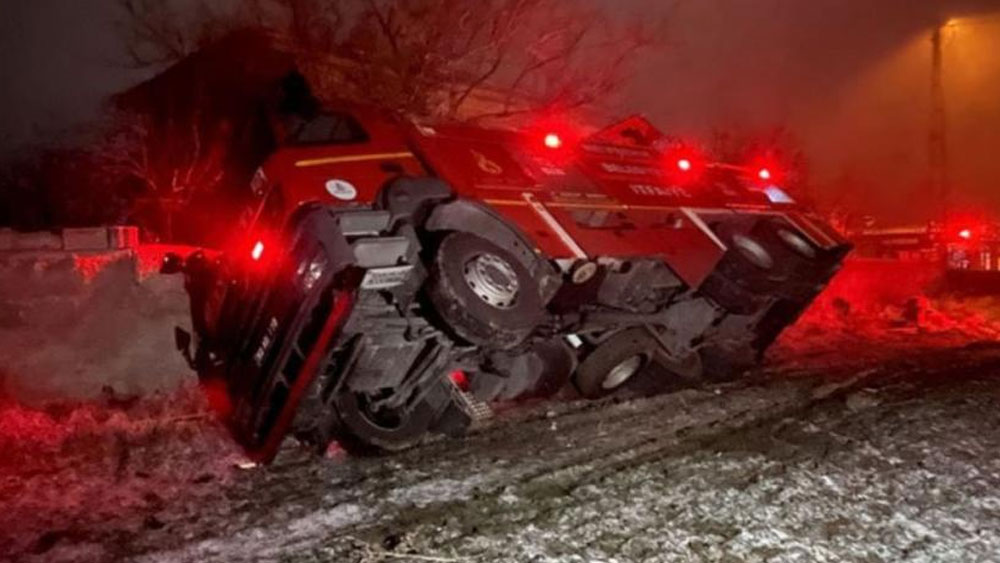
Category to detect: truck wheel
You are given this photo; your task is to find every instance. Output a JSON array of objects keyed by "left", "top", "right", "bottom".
[
  {"left": 427, "top": 232, "right": 543, "bottom": 349},
  {"left": 328, "top": 388, "right": 439, "bottom": 455},
  {"left": 573, "top": 328, "right": 656, "bottom": 399}
]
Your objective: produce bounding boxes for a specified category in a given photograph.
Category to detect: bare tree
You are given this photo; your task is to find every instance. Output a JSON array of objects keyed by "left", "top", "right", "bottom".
[
  {"left": 329, "top": 0, "right": 660, "bottom": 120},
  {"left": 107, "top": 0, "right": 665, "bottom": 240},
  {"left": 117, "top": 0, "right": 664, "bottom": 120},
  {"left": 118, "top": 0, "right": 204, "bottom": 67},
  {"left": 96, "top": 106, "right": 228, "bottom": 239}
]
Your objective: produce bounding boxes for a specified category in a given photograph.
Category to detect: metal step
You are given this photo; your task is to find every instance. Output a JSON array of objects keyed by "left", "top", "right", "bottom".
[{"left": 447, "top": 377, "right": 494, "bottom": 422}]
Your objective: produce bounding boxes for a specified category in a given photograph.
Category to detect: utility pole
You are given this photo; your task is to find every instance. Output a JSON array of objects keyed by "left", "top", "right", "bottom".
[{"left": 929, "top": 25, "right": 949, "bottom": 214}]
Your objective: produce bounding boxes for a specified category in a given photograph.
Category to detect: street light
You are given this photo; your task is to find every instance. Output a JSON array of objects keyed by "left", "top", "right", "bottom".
[
  {"left": 930, "top": 13, "right": 999, "bottom": 213},
  {"left": 929, "top": 20, "right": 948, "bottom": 211}
]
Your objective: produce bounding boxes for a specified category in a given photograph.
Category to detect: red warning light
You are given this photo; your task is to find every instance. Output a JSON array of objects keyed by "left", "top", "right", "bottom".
[
  {"left": 449, "top": 370, "right": 469, "bottom": 390},
  {"left": 522, "top": 115, "right": 580, "bottom": 157},
  {"left": 747, "top": 154, "right": 784, "bottom": 184},
  {"left": 662, "top": 144, "right": 706, "bottom": 181},
  {"left": 251, "top": 240, "right": 265, "bottom": 261},
  {"left": 958, "top": 228, "right": 972, "bottom": 240}
]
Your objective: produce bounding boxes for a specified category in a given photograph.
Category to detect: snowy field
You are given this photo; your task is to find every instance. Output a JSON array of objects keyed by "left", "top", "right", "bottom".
[{"left": 4, "top": 296, "right": 1000, "bottom": 562}]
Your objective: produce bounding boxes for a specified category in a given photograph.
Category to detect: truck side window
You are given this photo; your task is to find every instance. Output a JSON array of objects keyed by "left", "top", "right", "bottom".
[{"left": 288, "top": 112, "right": 369, "bottom": 145}]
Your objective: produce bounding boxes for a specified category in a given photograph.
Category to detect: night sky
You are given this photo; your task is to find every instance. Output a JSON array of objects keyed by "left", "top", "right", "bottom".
[{"left": 2, "top": 0, "right": 999, "bottom": 220}]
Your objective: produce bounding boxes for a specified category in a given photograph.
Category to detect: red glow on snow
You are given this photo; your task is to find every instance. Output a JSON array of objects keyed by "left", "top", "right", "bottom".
[
  {"left": 72, "top": 253, "right": 120, "bottom": 283},
  {"left": 251, "top": 241, "right": 265, "bottom": 261},
  {"left": 201, "top": 378, "right": 233, "bottom": 418}
]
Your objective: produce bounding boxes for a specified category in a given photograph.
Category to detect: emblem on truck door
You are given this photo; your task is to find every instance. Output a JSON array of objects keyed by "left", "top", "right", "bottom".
[{"left": 325, "top": 179, "right": 358, "bottom": 201}]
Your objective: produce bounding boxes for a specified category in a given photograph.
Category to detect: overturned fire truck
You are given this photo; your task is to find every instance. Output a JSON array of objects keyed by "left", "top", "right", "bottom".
[{"left": 163, "top": 108, "right": 850, "bottom": 463}]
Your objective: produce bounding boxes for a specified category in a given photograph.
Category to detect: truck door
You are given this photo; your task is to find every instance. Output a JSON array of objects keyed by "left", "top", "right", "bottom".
[{"left": 275, "top": 109, "right": 427, "bottom": 207}]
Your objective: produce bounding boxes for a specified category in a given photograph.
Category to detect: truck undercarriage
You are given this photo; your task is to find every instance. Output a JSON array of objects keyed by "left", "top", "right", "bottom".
[
  {"left": 164, "top": 110, "right": 850, "bottom": 462},
  {"left": 174, "top": 187, "right": 847, "bottom": 462}
]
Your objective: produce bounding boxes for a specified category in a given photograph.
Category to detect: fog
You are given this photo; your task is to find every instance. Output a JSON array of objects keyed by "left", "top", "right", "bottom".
[
  {"left": 2, "top": 0, "right": 1000, "bottom": 223},
  {"left": 618, "top": 0, "right": 1000, "bottom": 223}
]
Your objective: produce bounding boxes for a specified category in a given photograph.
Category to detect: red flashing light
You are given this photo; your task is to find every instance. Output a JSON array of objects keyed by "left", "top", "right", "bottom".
[
  {"left": 747, "top": 154, "right": 783, "bottom": 184},
  {"left": 958, "top": 228, "right": 972, "bottom": 240},
  {"left": 522, "top": 116, "right": 581, "bottom": 158},
  {"left": 449, "top": 370, "right": 469, "bottom": 391},
  {"left": 663, "top": 145, "right": 706, "bottom": 181},
  {"left": 251, "top": 240, "right": 265, "bottom": 261}
]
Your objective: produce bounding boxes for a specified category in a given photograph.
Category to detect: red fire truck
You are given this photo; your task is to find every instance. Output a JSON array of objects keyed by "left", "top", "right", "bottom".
[{"left": 164, "top": 106, "right": 850, "bottom": 463}]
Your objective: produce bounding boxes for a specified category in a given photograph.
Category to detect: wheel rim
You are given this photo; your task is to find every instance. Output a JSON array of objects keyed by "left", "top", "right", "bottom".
[
  {"left": 463, "top": 252, "right": 520, "bottom": 309},
  {"left": 602, "top": 355, "right": 644, "bottom": 390}
]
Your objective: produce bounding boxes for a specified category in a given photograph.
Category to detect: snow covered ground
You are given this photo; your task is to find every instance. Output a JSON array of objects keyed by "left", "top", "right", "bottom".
[{"left": 4, "top": 295, "right": 1000, "bottom": 562}]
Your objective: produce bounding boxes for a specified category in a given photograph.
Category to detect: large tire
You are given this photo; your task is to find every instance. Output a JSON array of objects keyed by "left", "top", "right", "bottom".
[
  {"left": 528, "top": 340, "right": 576, "bottom": 398},
  {"left": 427, "top": 232, "right": 543, "bottom": 349},
  {"left": 572, "top": 328, "right": 656, "bottom": 400},
  {"left": 327, "top": 386, "right": 442, "bottom": 455}
]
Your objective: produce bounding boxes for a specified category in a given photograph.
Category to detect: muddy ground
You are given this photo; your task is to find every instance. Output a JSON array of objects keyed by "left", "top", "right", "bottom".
[{"left": 5, "top": 320, "right": 1000, "bottom": 563}]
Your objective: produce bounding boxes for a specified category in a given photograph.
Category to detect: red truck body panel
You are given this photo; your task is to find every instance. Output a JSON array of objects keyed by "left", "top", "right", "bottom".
[{"left": 257, "top": 110, "right": 831, "bottom": 288}]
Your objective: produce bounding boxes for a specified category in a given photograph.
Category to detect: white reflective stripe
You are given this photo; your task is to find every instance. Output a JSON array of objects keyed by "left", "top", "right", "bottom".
[
  {"left": 523, "top": 192, "right": 588, "bottom": 259},
  {"left": 680, "top": 208, "right": 727, "bottom": 251}
]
